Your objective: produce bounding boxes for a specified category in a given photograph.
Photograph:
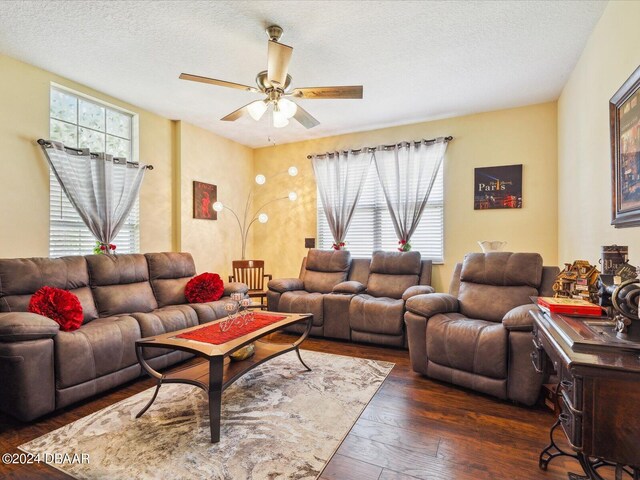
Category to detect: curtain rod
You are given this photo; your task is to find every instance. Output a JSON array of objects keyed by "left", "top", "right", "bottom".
[
  {"left": 37, "top": 139, "right": 154, "bottom": 170},
  {"left": 306, "top": 136, "right": 453, "bottom": 159}
]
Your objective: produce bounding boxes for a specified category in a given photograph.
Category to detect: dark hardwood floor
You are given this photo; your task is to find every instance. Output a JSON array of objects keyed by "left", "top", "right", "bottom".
[{"left": 0, "top": 335, "right": 615, "bottom": 479}]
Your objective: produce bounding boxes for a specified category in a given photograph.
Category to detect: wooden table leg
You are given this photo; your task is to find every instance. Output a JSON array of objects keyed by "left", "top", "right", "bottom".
[{"left": 208, "top": 356, "right": 224, "bottom": 443}]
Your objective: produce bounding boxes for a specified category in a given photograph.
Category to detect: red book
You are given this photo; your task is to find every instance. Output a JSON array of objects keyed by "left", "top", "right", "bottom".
[{"left": 537, "top": 297, "right": 603, "bottom": 316}]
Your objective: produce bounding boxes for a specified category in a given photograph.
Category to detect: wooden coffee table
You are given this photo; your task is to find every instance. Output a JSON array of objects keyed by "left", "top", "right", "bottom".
[{"left": 135, "top": 312, "right": 313, "bottom": 443}]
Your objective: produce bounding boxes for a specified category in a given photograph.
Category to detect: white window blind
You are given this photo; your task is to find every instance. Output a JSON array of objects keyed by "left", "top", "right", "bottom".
[
  {"left": 317, "top": 162, "right": 444, "bottom": 262},
  {"left": 48, "top": 86, "right": 140, "bottom": 257}
]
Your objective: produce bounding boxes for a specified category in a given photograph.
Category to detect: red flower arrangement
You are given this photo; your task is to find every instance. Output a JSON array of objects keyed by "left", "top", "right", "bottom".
[
  {"left": 332, "top": 241, "right": 347, "bottom": 251},
  {"left": 185, "top": 273, "right": 225, "bottom": 303},
  {"left": 93, "top": 242, "right": 116, "bottom": 255},
  {"left": 398, "top": 239, "right": 412, "bottom": 252},
  {"left": 28, "top": 286, "right": 84, "bottom": 332}
]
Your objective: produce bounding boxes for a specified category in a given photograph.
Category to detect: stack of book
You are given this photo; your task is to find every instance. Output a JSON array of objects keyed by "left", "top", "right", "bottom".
[{"left": 537, "top": 297, "right": 604, "bottom": 317}]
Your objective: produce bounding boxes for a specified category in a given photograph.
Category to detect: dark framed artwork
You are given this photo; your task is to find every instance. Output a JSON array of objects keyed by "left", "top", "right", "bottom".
[
  {"left": 193, "top": 181, "right": 217, "bottom": 220},
  {"left": 474, "top": 164, "right": 523, "bottom": 210},
  {"left": 610, "top": 65, "right": 640, "bottom": 228}
]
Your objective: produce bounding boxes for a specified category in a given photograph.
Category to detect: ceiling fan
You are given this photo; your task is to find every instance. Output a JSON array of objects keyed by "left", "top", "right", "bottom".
[{"left": 179, "top": 25, "right": 363, "bottom": 129}]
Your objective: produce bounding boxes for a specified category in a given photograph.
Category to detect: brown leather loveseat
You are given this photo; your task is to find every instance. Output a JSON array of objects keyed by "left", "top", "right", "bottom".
[
  {"left": 268, "top": 249, "right": 433, "bottom": 347},
  {"left": 0, "top": 252, "right": 248, "bottom": 421},
  {"left": 404, "top": 252, "right": 558, "bottom": 405}
]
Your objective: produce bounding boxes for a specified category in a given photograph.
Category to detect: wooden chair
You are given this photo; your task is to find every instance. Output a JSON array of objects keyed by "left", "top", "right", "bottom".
[{"left": 228, "top": 260, "right": 272, "bottom": 308}]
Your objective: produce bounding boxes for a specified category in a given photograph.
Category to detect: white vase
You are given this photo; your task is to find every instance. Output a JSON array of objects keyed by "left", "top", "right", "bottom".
[{"left": 478, "top": 241, "right": 507, "bottom": 253}]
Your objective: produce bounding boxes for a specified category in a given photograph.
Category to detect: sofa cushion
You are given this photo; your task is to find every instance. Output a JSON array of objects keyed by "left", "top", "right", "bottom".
[
  {"left": 367, "top": 273, "right": 419, "bottom": 299},
  {"left": 54, "top": 315, "right": 141, "bottom": 389},
  {"left": 458, "top": 282, "right": 538, "bottom": 323},
  {"left": 460, "top": 252, "right": 543, "bottom": 288},
  {"left": 86, "top": 254, "right": 158, "bottom": 317},
  {"left": 278, "top": 291, "right": 324, "bottom": 326},
  {"left": 306, "top": 249, "right": 351, "bottom": 273},
  {"left": 188, "top": 299, "right": 233, "bottom": 325},
  {"left": 145, "top": 252, "right": 196, "bottom": 307},
  {"left": 349, "top": 294, "right": 405, "bottom": 336},
  {"left": 370, "top": 250, "right": 421, "bottom": 275},
  {"left": 131, "top": 305, "right": 199, "bottom": 359},
  {"left": 366, "top": 251, "right": 421, "bottom": 298},
  {"left": 0, "top": 256, "right": 98, "bottom": 323},
  {"left": 426, "top": 313, "right": 508, "bottom": 379},
  {"left": 303, "top": 249, "right": 351, "bottom": 294}
]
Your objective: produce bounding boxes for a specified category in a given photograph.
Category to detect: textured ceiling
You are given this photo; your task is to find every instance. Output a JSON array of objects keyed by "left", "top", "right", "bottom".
[{"left": 0, "top": 0, "right": 606, "bottom": 148}]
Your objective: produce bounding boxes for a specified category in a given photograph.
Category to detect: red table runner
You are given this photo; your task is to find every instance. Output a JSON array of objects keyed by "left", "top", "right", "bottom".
[{"left": 175, "top": 313, "right": 288, "bottom": 345}]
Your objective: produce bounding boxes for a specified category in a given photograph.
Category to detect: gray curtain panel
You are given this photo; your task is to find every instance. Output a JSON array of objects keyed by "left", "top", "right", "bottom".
[
  {"left": 41, "top": 141, "right": 148, "bottom": 248},
  {"left": 373, "top": 138, "right": 449, "bottom": 243},
  {"left": 312, "top": 149, "right": 373, "bottom": 246}
]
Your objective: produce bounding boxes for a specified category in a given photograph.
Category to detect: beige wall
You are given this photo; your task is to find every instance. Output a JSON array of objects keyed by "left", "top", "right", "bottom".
[
  {"left": 177, "top": 121, "right": 254, "bottom": 278},
  {"left": 0, "top": 54, "right": 174, "bottom": 256},
  {"left": 253, "top": 102, "right": 559, "bottom": 292},
  {"left": 0, "top": 53, "right": 561, "bottom": 291},
  {"left": 558, "top": 0, "right": 640, "bottom": 266}
]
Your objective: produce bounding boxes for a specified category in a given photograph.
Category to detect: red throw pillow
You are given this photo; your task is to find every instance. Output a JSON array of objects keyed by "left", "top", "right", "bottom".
[
  {"left": 185, "top": 273, "right": 224, "bottom": 303},
  {"left": 28, "top": 286, "right": 84, "bottom": 332}
]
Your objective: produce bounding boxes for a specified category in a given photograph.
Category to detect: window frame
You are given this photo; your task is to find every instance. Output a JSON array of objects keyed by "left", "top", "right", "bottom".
[{"left": 48, "top": 83, "right": 141, "bottom": 257}]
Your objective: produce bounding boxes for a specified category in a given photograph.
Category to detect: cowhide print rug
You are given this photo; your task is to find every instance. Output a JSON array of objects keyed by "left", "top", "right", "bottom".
[{"left": 20, "top": 350, "right": 394, "bottom": 480}]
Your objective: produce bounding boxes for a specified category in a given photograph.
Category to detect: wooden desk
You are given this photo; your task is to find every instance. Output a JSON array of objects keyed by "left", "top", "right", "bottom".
[{"left": 530, "top": 309, "right": 640, "bottom": 479}]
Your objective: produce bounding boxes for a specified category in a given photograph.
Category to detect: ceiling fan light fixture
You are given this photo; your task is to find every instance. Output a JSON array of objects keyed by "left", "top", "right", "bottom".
[
  {"left": 247, "top": 100, "right": 268, "bottom": 121},
  {"left": 278, "top": 98, "right": 297, "bottom": 119},
  {"left": 272, "top": 107, "right": 289, "bottom": 128}
]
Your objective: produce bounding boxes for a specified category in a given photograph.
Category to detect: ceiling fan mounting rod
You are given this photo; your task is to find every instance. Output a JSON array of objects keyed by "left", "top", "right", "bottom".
[{"left": 266, "top": 25, "right": 283, "bottom": 42}]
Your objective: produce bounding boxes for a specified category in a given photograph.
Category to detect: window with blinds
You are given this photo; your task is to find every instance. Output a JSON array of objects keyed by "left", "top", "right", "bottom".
[
  {"left": 317, "top": 164, "right": 444, "bottom": 262},
  {"left": 49, "top": 86, "right": 140, "bottom": 257}
]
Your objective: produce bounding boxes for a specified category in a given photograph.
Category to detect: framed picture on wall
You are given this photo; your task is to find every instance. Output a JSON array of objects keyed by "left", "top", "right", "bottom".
[
  {"left": 473, "top": 164, "right": 523, "bottom": 210},
  {"left": 611, "top": 65, "right": 640, "bottom": 228},
  {"left": 193, "top": 181, "right": 217, "bottom": 220}
]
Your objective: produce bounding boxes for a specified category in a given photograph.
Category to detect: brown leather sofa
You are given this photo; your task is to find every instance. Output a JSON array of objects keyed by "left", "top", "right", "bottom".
[
  {"left": 0, "top": 252, "right": 248, "bottom": 421},
  {"left": 268, "top": 249, "right": 433, "bottom": 347},
  {"left": 404, "top": 252, "right": 558, "bottom": 405}
]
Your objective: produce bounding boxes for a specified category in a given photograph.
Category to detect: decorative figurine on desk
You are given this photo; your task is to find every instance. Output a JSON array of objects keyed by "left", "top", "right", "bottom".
[{"left": 552, "top": 260, "right": 600, "bottom": 303}]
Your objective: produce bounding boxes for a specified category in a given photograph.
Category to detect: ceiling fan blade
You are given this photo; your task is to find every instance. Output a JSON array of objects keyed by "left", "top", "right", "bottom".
[
  {"left": 267, "top": 40, "right": 293, "bottom": 88},
  {"left": 220, "top": 102, "right": 255, "bottom": 122},
  {"left": 293, "top": 103, "right": 320, "bottom": 129},
  {"left": 289, "top": 85, "right": 363, "bottom": 99},
  {"left": 179, "top": 73, "right": 258, "bottom": 92}
]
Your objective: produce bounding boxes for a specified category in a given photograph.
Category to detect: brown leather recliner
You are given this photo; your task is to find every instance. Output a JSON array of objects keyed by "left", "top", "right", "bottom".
[
  {"left": 267, "top": 249, "right": 352, "bottom": 337},
  {"left": 348, "top": 251, "right": 434, "bottom": 347},
  {"left": 268, "top": 249, "right": 434, "bottom": 346},
  {"left": 404, "top": 252, "right": 558, "bottom": 405}
]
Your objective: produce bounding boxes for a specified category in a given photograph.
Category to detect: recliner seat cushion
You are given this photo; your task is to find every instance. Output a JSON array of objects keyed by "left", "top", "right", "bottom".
[
  {"left": 366, "top": 251, "right": 421, "bottom": 298},
  {"left": 278, "top": 291, "right": 324, "bottom": 326},
  {"left": 131, "top": 305, "right": 199, "bottom": 359},
  {"left": 54, "top": 315, "right": 141, "bottom": 389},
  {"left": 0, "top": 256, "right": 98, "bottom": 323},
  {"left": 86, "top": 254, "right": 158, "bottom": 316},
  {"left": 145, "top": 252, "right": 197, "bottom": 307},
  {"left": 303, "top": 250, "right": 351, "bottom": 294},
  {"left": 458, "top": 283, "right": 538, "bottom": 323},
  {"left": 349, "top": 294, "right": 405, "bottom": 336},
  {"left": 426, "top": 313, "right": 507, "bottom": 379}
]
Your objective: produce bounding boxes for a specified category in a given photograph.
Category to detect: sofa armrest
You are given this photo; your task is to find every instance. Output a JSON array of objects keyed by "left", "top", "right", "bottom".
[
  {"left": 333, "top": 281, "right": 366, "bottom": 294},
  {"left": 0, "top": 312, "right": 60, "bottom": 342},
  {"left": 502, "top": 304, "right": 538, "bottom": 331},
  {"left": 402, "top": 285, "right": 435, "bottom": 301},
  {"left": 224, "top": 282, "right": 249, "bottom": 296},
  {"left": 268, "top": 278, "right": 304, "bottom": 293},
  {"left": 405, "top": 293, "right": 459, "bottom": 318}
]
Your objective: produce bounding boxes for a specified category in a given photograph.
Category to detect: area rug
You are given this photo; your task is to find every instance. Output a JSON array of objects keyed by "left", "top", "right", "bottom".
[{"left": 19, "top": 350, "right": 394, "bottom": 480}]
